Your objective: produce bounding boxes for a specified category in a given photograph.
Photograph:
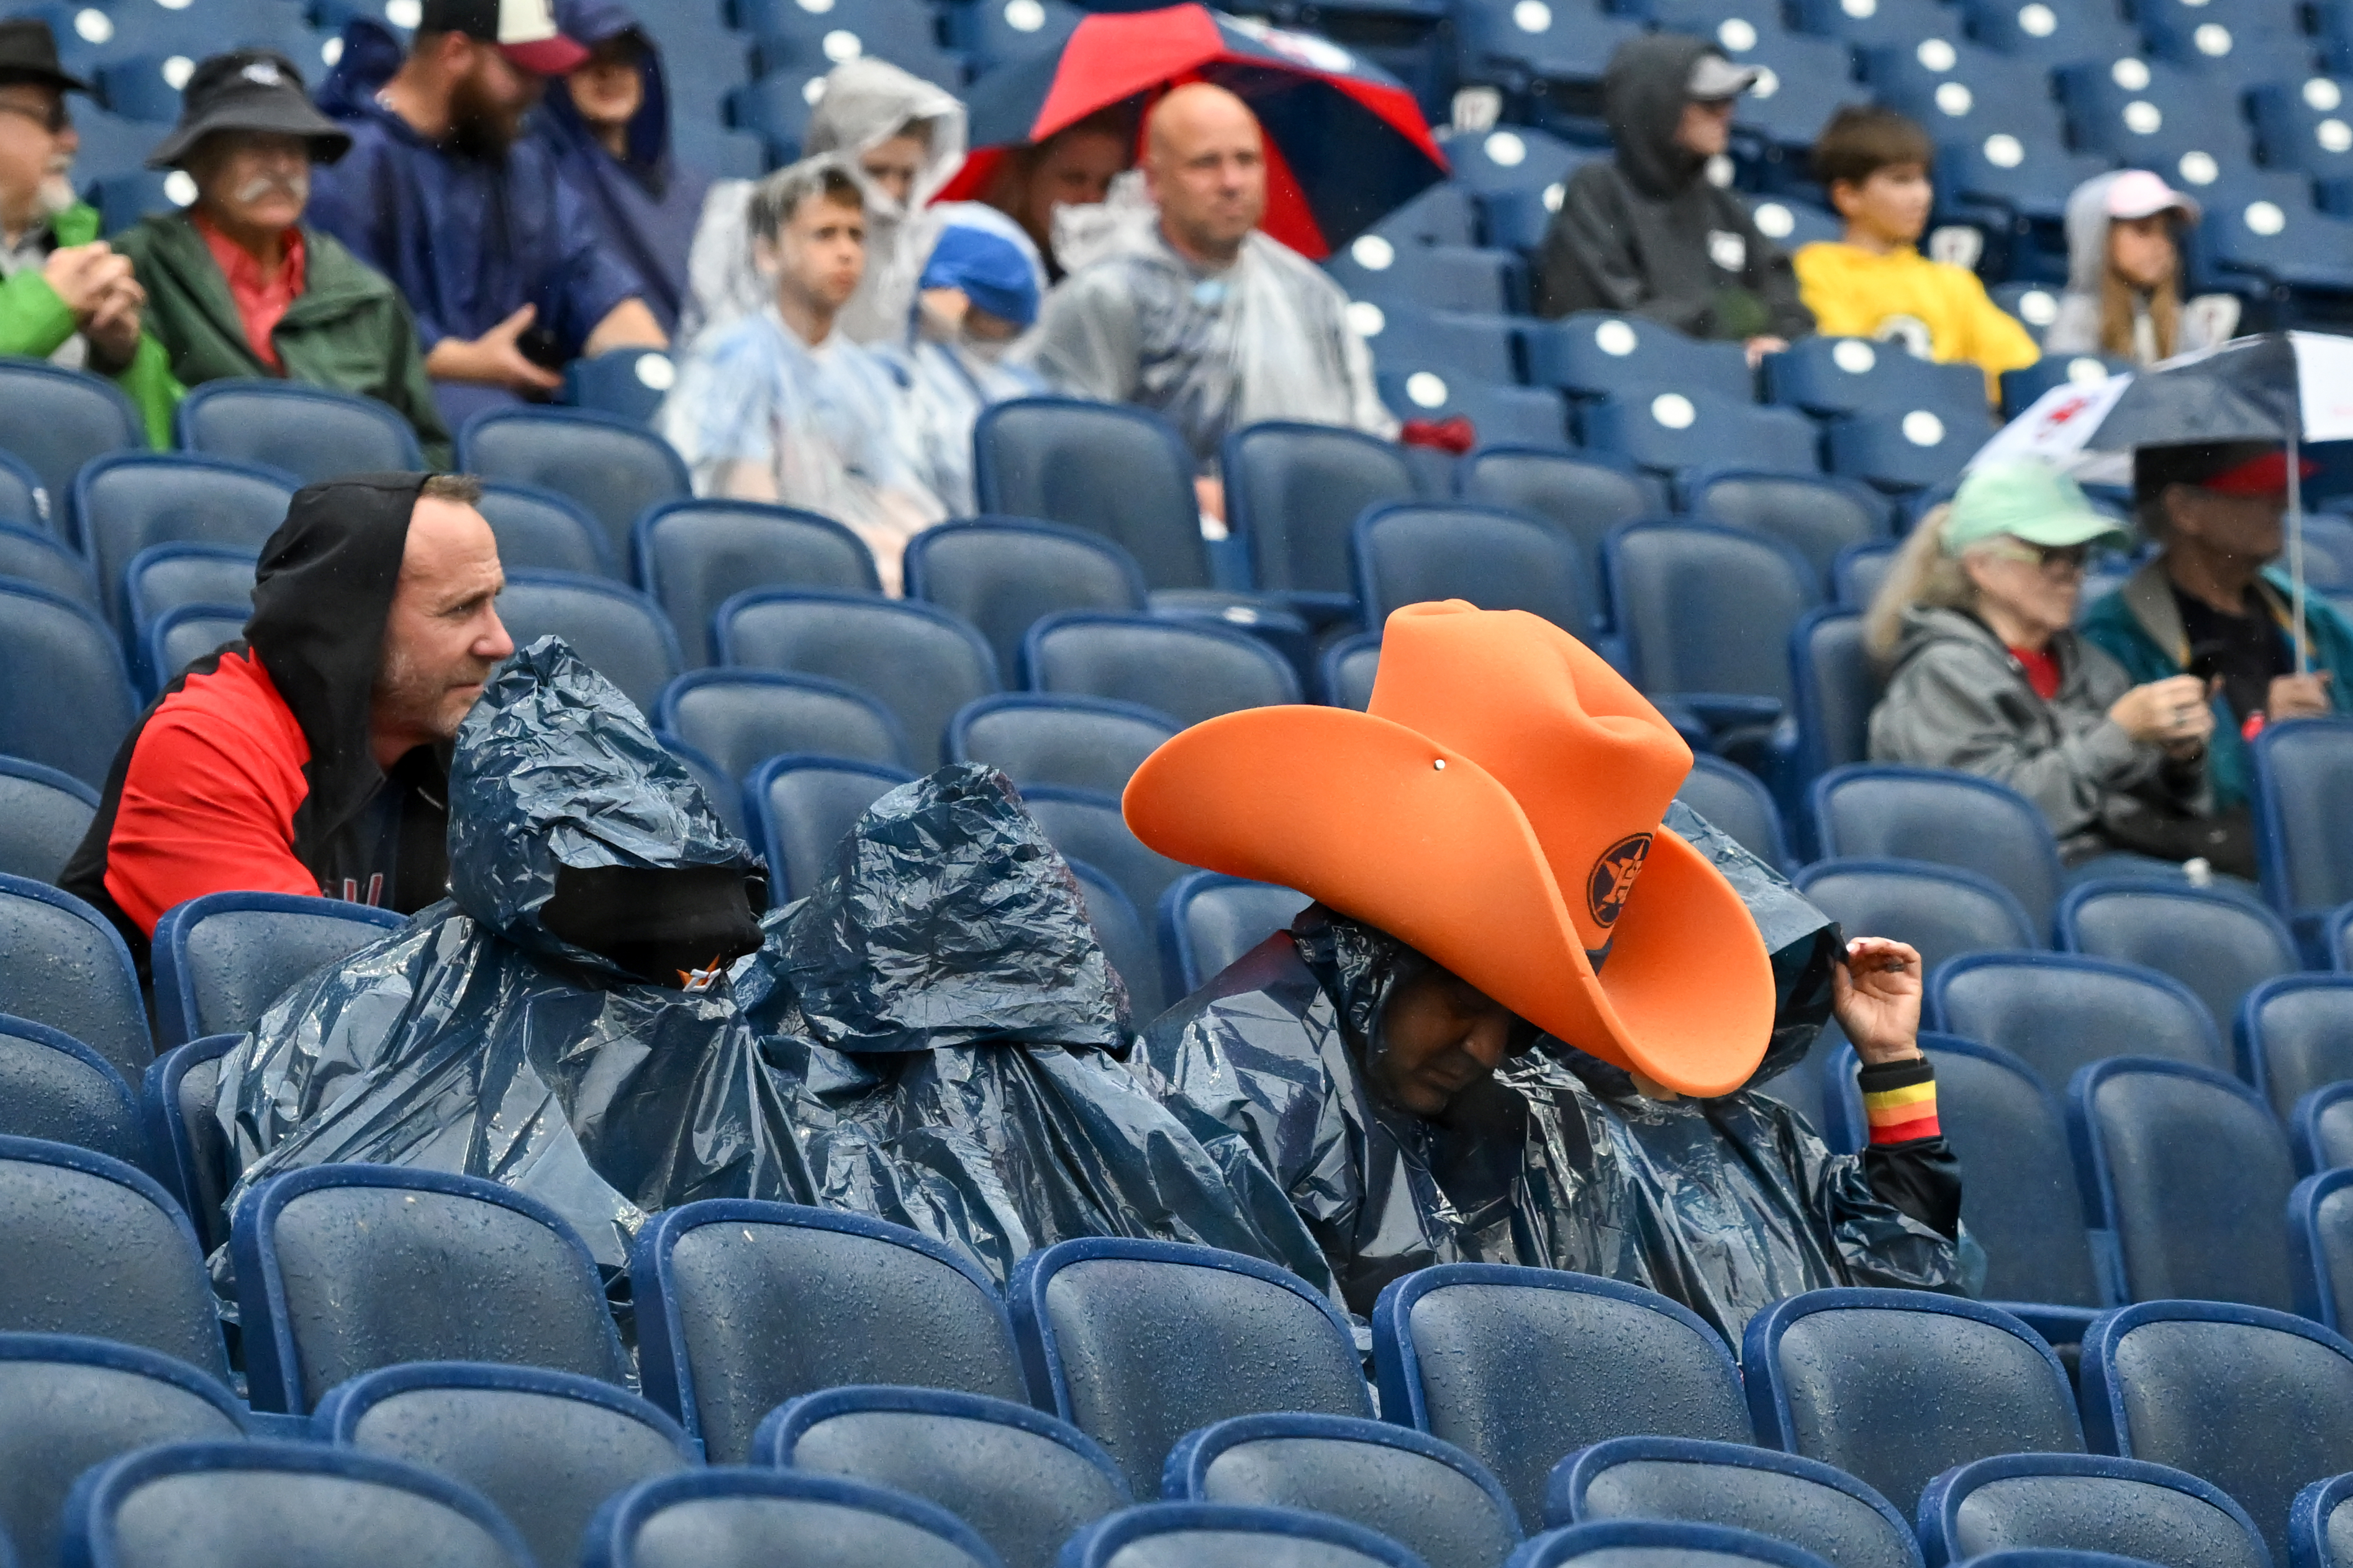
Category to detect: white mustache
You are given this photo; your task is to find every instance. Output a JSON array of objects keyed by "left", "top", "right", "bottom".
[{"left": 232, "top": 171, "right": 308, "bottom": 204}]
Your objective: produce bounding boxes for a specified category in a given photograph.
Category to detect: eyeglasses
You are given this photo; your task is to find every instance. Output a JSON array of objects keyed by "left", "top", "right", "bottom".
[
  {"left": 0, "top": 99, "right": 71, "bottom": 135},
  {"left": 1980, "top": 538, "right": 2092, "bottom": 574}
]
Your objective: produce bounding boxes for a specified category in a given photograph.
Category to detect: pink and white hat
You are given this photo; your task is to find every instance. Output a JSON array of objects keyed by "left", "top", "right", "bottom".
[{"left": 2106, "top": 168, "right": 2201, "bottom": 224}]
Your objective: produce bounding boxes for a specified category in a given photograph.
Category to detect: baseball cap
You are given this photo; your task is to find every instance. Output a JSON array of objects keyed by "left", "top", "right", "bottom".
[
  {"left": 1943, "top": 459, "right": 2131, "bottom": 554},
  {"left": 1687, "top": 50, "right": 1762, "bottom": 101},
  {"left": 2105, "top": 168, "right": 2200, "bottom": 225},
  {"left": 419, "top": 0, "right": 587, "bottom": 75},
  {"left": 2136, "top": 440, "right": 2317, "bottom": 499}
]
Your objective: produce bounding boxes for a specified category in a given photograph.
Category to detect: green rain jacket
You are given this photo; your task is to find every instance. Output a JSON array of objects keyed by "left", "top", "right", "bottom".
[
  {"left": 113, "top": 211, "right": 451, "bottom": 467},
  {"left": 0, "top": 202, "right": 179, "bottom": 447}
]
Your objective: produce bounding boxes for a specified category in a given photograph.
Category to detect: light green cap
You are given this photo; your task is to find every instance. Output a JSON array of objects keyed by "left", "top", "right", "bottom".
[{"left": 1943, "top": 460, "right": 2131, "bottom": 555}]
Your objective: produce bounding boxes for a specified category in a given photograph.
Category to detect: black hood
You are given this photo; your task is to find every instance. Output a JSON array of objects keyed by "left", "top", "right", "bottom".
[{"left": 1605, "top": 33, "right": 1719, "bottom": 200}]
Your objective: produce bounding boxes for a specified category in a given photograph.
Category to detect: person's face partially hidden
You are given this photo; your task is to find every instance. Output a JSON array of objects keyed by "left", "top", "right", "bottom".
[
  {"left": 1367, "top": 964, "right": 1525, "bottom": 1117},
  {"left": 564, "top": 37, "right": 643, "bottom": 132},
  {"left": 1673, "top": 96, "right": 1736, "bottom": 158},
  {"left": 860, "top": 130, "right": 930, "bottom": 208},
  {"left": 1022, "top": 126, "right": 1127, "bottom": 242},
  {"left": 371, "top": 496, "right": 512, "bottom": 763},
  {"left": 448, "top": 41, "right": 543, "bottom": 157}
]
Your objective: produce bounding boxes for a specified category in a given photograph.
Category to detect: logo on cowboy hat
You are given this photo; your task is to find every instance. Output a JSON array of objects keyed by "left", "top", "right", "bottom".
[{"left": 1589, "top": 833, "right": 1653, "bottom": 928}]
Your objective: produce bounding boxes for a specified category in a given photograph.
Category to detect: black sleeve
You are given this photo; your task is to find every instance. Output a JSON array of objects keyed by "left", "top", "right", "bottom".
[{"left": 1856, "top": 1057, "right": 1962, "bottom": 1239}]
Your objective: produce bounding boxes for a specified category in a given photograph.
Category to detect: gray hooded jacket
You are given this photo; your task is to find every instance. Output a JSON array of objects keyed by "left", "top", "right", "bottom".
[
  {"left": 2042, "top": 171, "right": 2236, "bottom": 363},
  {"left": 1531, "top": 34, "right": 1813, "bottom": 339}
]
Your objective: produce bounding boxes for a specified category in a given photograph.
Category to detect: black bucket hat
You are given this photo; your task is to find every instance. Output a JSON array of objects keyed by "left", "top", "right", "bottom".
[
  {"left": 0, "top": 19, "right": 91, "bottom": 96},
  {"left": 145, "top": 50, "right": 353, "bottom": 170}
]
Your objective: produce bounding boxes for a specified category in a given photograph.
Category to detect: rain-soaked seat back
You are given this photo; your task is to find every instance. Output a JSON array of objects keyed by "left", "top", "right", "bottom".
[
  {"left": 232, "top": 1164, "right": 630, "bottom": 1415},
  {"left": 632, "top": 1200, "right": 1027, "bottom": 1464},
  {"left": 1915, "top": 1452, "right": 2269, "bottom": 1568},
  {"left": 1159, "top": 872, "right": 1312, "bottom": 995},
  {"left": 1062, "top": 1502, "right": 1427, "bottom": 1568},
  {"left": 588, "top": 1469, "right": 1003, "bottom": 1568},
  {"left": 1371, "top": 1266, "right": 1751, "bottom": 1527},
  {"left": 0, "top": 1015, "right": 145, "bottom": 1168},
  {"left": 149, "top": 892, "right": 408, "bottom": 1049},
  {"left": 0, "top": 872, "right": 150, "bottom": 1082},
  {"left": 1549, "top": 1436, "right": 1918, "bottom": 1568},
  {"left": 1929, "top": 955, "right": 2229, "bottom": 1087}
]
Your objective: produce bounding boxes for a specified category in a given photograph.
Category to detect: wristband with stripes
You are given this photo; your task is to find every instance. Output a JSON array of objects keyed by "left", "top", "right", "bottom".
[{"left": 1858, "top": 1056, "right": 1938, "bottom": 1145}]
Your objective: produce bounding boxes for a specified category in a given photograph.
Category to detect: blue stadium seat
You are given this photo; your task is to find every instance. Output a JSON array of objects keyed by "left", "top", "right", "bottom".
[
  {"left": 757, "top": 1385, "right": 1128, "bottom": 1568},
  {"left": 0, "top": 519, "right": 97, "bottom": 609},
  {"left": 1585, "top": 390, "right": 1821, "bottom": 487},
  {"left": 1074, "top": 856, "right": 1169, "bottom": 1018},
  {"left": 1373, "top": 1265, "right": 1750, "bottom": 1525},
  {"left": 632, "top": 1199, "right": 1026, "bottom": 1464},
  {"left": 120, "top": 543, "right": 255, "bottom": 679},
  {"left": 949, "top": 0, "right": 1084, "bottom": 70},
  {"left": 2253, "top": 719, "right": 2353, "bottom": 941},
  {"left": 661, "top": 733, "right": 745, "bottom": 841},
  {"left": 745, "top": 756, "right": 914, "bottom": 905},
  {"left": 1548, "top": 1436, "right": 1916, "bottom": 1568},
  {"left": 904, "top": 519, "right": 1149, "bottom": 681},
  {"left": 1379, "top": 370, "right": 1571, "bottom": 450},
  {"left": 1766, "top": 339, "right": 1988, "bottom": 425},
  {"left": 1328, "top": 234, "right": 1523, "bottom": 315},
  {"left": 1223, "top": 422, "right": 1418, "bottom": 614},
  {"left": 138, "top": 1031, "right": 238, "bottom": 1254},
  {"left": 1938, "top": 130, "right": 2119, "bottom": 231},
  {"left": 2069, "top": 1056, "right": 2300, "bottom": 1308},
  {"left": 1456, "top": 447, "right": 1656, "bottom": 621},
  {"left": 590, "top": 1467, "right": 997, "bottom": 1568},
  {"left": 1018, "top": 786, "right": 1189, "bottom": 940},
  {"left": 1931, "top": 951, "right": 2226, "bottom": 1085},
  {"left": 315, "top": 1361, "right": 696, "bottom": 1568},
  {"left": 0, "top": 447, "right": 50, "bottom": 532},
  {"left": 0, "top": 359, "right": 142, "bottom": 505},
  {"left": 1067, "top": 1502, "right": 1423, "bottom": 1568},
  {"left": 0, "top": 1334, "right": 247, "bottom": 1568},
  {"left": 1024, "top": 613, "right": 1303, "bottom": 726},
  {"left": 232, "top": 1164, "right": 630, "bottom": 1415},
  {"left": 563, "top": 347, "right": 678, "bottom": 425},
  {"left": 633, "top": 499, "right": 879, "bottom": 668},
  {"left": 2080, "top": 1300, "right": 2353, "bottom": 1562},
  {"left": 0, "top": 1135, "right": 225, "bottom": 1377},
  {"left": 945, "top": 694, "right": 1176, "bottom": 799},
  {"left": 2301, "top": 1081, "right": 2353, "bottom": 1182},
  {"left": 2000, "top": 355, "right": 2131, "bottom": 421},
  {"left": 148, "top": 890, "right": 407, "bottom": 1050},
  {"left": 2337, "top": 903, "right": 2353, "bottom": 971},
  {"left": 1829, "top": 401, "right": 1995, "bottom": 494},
  {"left": 1357, "top": 300, "right": 1521, "bottom": 386},
  {"left": 974, "top": 399, "right": 1217, "bottom": 594},
  {"left": 1917, "top": 1453, "right": 2269, "bottom": 1568},
  {"left": 65, "top": 1440, "right": 533, "bottom": 1568},
  {"left": 175, "top": 380, "right": 421, "bottom": 484},
  {"left": 1455, "top": 0, "right": 1646, "bottom": 97},
  {"left": 1158, "top": 872, "right": 1312, "bottom": 997},
  {"left": 1353, "top": 501, "right": 1595, "bottom": 633},
  {"left": 2290, "top": 1472, "right": 2353, "bottom": 1568},
  {"left": 1527, "top": 314, "right": 1754, "bottom": 406},
  {"left": 2057, "top": 54, "right": 2257, "bottom": 166},
  {"left": 1439, "top": 125, "right": 1597, "bottom": 252},
  {"left": 1322, "top": 630, "right": 1382, "bottom": 709},
  {"left": 1009, "top": 1237, "right": 1372, "bottom": 1497},
  {"left": 1604, "top": 522, "right": 1820, "bottom": 733},
  {"left": 2143, "top": 0, "right": 2315, "bottom": 82},
  {"left": 458, "top": 407, "right": 693, "bottom": 566},
  {"left": 474, "top": 481, "right": 615, "bottom": 579},
  {"left": 2300, "top": 516, "right": 2353, "bottom": 591},
  {"left": 1676, "top": 755, "right": 1790, "bottom": 871},
  {"left": 2057, "top": 881, "right": 2301, "bottom": 1037},
  {"left": 2241, "top": 976, "right": 2353, "bottom": 1123},
  {"left": 1513, "top": 1519, "right": 1839, "bottom": 1568},
  {"left": 0, "top": 1013, "right": 143, "bottom": 1167},
  {"left": 656, "top": 670, "right": 908, "bottom": 785},
  {"left": 2293, "top": 1167, "right": 2353, "bottom": 1332},
  {"left": 1743, "top": 1291, "right": 2083, "bottom": 1511},
  {"left": 727, "top": 66, "right": 825, "bottom": 162},
  {"left": 2252, "top": 77, "right": 2353, "bottom": 198},
  {"left": 1793, "top": 0, "right": 1967, "bottom": 49},
  {"left": 496, "top": 571, "right": 684, "bottom": 714},
  {"left": 0, "top": 581, "right": 138, "bottom": 789},
  {"left": 1795, "top": 860, "right": 2039, "bottom": 972},
  {"left": 1168, "top": 1412, "right": 1521, "bottom": 1568},
  {"left": 143, "top": 604, "right": 246, "bottom": 697},
  {"left": 1790, "top": 608, "right": 1881, "bottom": 782},
  {"left": 1864, "top": 37, "right": 2071, "bottom": 154},
  {"left": 1961, "top": 0, "right": 2141, "bottom": 71},
  {"left": 717, "top": 590, "right": 1000, "bottom": 770},
  {"left": 1813, "top": 765, "right": 2064, "bottom": 929},
  {"left": 0, "top": 872, "right": 149, "bottom": 1083},
  {"left": 1992, "top": 283, "right": 2064, "bottom": 347},
  {"left": 91, "top": 168, "right": 191, "bottom": 235},
  {"left": 1833, "top": 542, "right": 1897, "bottom": 610},
  {"left": 1690, "top": 473, "right": 1889, "bottom": 590},
  {"left": 743, "top": 0, "right": 961, "bottom": 79},
  {"left": 1721, "top": 27, "right": 1864, "bottom": 148},
  {"left": 1362, "top": 183, "right": 1482, "bottom": 253},
  {"left": 0, "top": 755, "right": 97, "bottom": 883},
  {"left": 1748, "top": 194, "right": 1846, "bottom": 253},
  {"left": 2195, "top": 173, "right": 2353, "bottom": 297}
]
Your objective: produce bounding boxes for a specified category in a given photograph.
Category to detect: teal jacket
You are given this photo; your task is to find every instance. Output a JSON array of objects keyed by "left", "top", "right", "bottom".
[
  {"left": 0, "top": 202, "right": 178, "bottom": 447},
  {"left": 2080, "top": 555, "right": 2353, "bottom": 810}
]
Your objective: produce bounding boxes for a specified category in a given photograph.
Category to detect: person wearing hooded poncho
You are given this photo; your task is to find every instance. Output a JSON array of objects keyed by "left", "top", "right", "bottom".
[
  {"left": 1130, "top": 602, "right": 1973, "bottom": 1336},
  {"left": 214, "top": 638, "right": 1327, "bottom": 1292}
]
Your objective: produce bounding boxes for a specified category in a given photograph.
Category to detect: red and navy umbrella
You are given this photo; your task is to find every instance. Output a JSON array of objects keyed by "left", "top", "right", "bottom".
[{"left": 933, "top": 4, "right": 1448, "bottom": 260}]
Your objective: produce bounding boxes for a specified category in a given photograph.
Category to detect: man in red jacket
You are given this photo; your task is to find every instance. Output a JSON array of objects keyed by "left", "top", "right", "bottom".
[{"left": 60, "top": 471, "right": 513, "bottom": 967}]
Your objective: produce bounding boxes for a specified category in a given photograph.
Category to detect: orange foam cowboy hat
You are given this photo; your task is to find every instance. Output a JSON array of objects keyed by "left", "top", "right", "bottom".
[{"left": 1122, "top": 600, "right": 1775, "bottom": 1097}]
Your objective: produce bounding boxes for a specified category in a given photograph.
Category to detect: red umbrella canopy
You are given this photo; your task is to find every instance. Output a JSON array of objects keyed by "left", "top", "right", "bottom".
[{"left": 936, "top": 4, "right": 1448, "bottom": 260}]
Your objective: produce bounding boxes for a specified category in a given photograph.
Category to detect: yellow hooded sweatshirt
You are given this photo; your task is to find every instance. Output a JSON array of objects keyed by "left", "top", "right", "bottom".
[{"left": 1793, "top": 242, "right": 2041, "bottom": 401}]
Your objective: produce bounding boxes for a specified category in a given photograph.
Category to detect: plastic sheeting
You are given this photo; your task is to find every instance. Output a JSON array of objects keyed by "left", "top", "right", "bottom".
[{"left": 1142, "top": 802, "right": 1981, "bottom": 1334}]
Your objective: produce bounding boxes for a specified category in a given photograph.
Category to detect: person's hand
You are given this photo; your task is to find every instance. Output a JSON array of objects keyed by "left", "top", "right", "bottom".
[
  {"left": 43, "top": 243, "right": 135, "bottom": 319},
  {"left": 1194, "top": 474, "right": 1226, "bottom": 524},
  {"left": 2108, "top": 674, "right": 2213, "bottom": 750},
  {"left": 424, "top": 304, "right": 564, "bottom": 394},
  {"left": 1744, "top": 334, "right": 1789, "bottom": 368},
  {"left": 83, "top": 278, "right": 144, "bottom": 369},
  {"left": 1831, "top": 936, "right": 1924, "bottom": 1065},
  {"left": 2269, "top": 671, "right": 2334, "bottom": 720}
]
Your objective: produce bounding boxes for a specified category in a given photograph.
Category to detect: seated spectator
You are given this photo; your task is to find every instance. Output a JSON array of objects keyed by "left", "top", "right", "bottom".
[
  {"left": 120, "top": 51, "right": 451, "bottom": 466},
  {"left": 0, "top": 19, "right": 175, "bottom": 443},
  {"left": 1133, "top": 602, "right": 1962, "bottom": 1331},
  {"left": 310, "top": 0, "right": 667, "bottom": 427},
  {"left": 2044, "top": 170, "right": 2238, "bottom": 364},
  {"left": 1867, "top": 459, "right": 2247, "bottom": 880},
  {"left": 1027, "top": 81, "right": 1394, "bottom": 520},
  {"left": 881, "top": 207, "right": 1046, "bottom": 515},
  {"left": 660, "top": 158, "right": 945, "bottom": 592},
  {"left": 533, "top": 0, "right": 712, "bottom": 338},
  {"left": 2082, "top": 440, "right": 2353, "bottom": 819},
  {"left": 977, "top": 108, "right": 1132, "bottom": 284},
  {"left": 60, "top": 474, "right": 513, "bottom": 969},
  {"left": 1792, "top": 106, "right": 2039, "bottom": 399},
  {"left": 1533, "top": 35, "right": 1811, "bottom": 361}
]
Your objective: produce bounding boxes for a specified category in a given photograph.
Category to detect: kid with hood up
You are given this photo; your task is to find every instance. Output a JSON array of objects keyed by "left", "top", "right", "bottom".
[{"left": 2044, "top": 169, "right": 2237, "bottom": 365}]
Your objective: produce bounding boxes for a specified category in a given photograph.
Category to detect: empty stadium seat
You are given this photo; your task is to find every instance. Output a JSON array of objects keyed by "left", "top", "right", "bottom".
[
  {"left": 2295, "top": 1167, "right": 2353, "bottom": 1332},
  {"left": 2254, "top": 718, "right": 2353, "bottom": 939},
  {"left": 1067, "top": 859, "right": 1165, "bottom": 1020},
  {"left": 148, "top": 890, "right": 407, "bottom": 1050},
  {"left": 120, "top": 543, "right": 256, "bottom": 679},
  {"left": 175, "top": 381, "right": 422, "bottom": 483},
  {"left": 1328, "top": 235, "right": 1523, "bottom": 315},
  {"left": 1743, "top": 1291, "right": 2084, "bottom": 1510},
  {"left": 950, "top": 0, "right": 1083, "bottom": 70},
  {"left": 1813, "top": 766, "right": 2064, "bottom": 928},
  {"left": 2057, "top": 881, "right": 2300, "bottom": 1037},
  {"left": 1373, "top": 1264, "right": 1751, "bottom": 1524},
  {"left": 1157, "top": 872, "right": 1313, "bottom": 999},
  {"left": 632, "top": 1199, "right": 1027, "bottom": 1464},
  {"left": 1438, "top": 124, "right": 1592, "bottom": 247},
  {"left": 1018, "top": 787, "right": 1190, "bottom": 956},
  {"left": 1690, "top": 473, "right": 1888, "bottom": 590},
  {"left": 1531, "top": 314, "right": 1754, "bottom": 406},
  {"left": 2200, "top": 173, "right": 2353, "bottom": 297},
  {"left": 1456, "top": 447, "right": 1656, "bottom": 617},
  {"left": 1322, "top": 630, "right": 1382, "bottom": 709},
  {"left": 2058, "top": 53, "right": 2252, "bottom": 164},
  {"left": 1587, "top": 390, "right": 1821, "bottom": 488},
  {"left": 904, "top": 519, "right": 1149, "bottom": 679},
  {"left": 0, "top": 1135, "right": 225, "bottom": 1376},
  {"left": 1066, "top": 1500, "right": 1425, "bottom": 1568},
  {"left": 2291, "top": 1472, "right": 2353, "bottom": 1568},
  {"left": 68, "top": 454, "right": 292, "bottom": 612},
  {"left": 0, "top": 519, "right": 97, "bottom": 609},
  {"left": 2070, "top": 1056, "right": 2300, "bottom": 1308},
  {"left": 745, "top": 756, "right": 914, "bottom": 905},
  {"left": 1353, "top": 501, "right": 1595, "bottom": 633},
  {"left": 633, "top": 499, "right": 880, "bottom": 668},
  {"left": 1514, "top": 1518, "right": 1839, "bottom": 1568},
  {"left": 1916, "top": 1453, "right": 2269, "bottom": 1568},
  {"left": 1380, "top": 369, "right": 1571, "bottom": 450},
  {"left": 139, "top": 1032, "right": 238, "bottom": 1254},
  {"left": 458, "top": 407, "right": 693, "bottom": 565},
  {"left": 2000, "top": 355, "right": 2131, "bottom": 420},
  {"left": 1605, "top": 522, "right": 1820, "bottom": 733},
  {"left": 758, "top": 1386, "right": 1128, "bottom": 1568},
  {"left": 1796, "top": 861, "right": 2039, "bottom": 972},
  {"left": 1025, "top": 613, "right": 1302, "bottom": 726},
  {"left": 63, "top": 1439, "right": 532, "bottom": 1568},
  {"left": 717, "top": 590, "right": 999, "bottom": 769},
  {"left": 656, "top": 670, "right": 909, "bottom": 786},
  {"left": 473, "top": 481, "right": 615, "bottom": 579},
  {"left": 945, "top": 695, "right": 1177, "bottom": 799},
  {"left": 1676, "top": 756, "right": 1791, "bottom": 871},
  {"left": 0, "top": 582, "right": 138, "bottom": 789},
  {"left": 1931, "top": 952, "right": 2227, "bottom": 1086},
  {"left": 974, "top": 399, "right": 1217, "bottom": 594},
  {"left": 144, "top": 604, "right": 247, "bottom": 696},
  {"left": 1833, "top": 542, "right": 1897, "bottom": 611},
  {"left": 2080, "top": 1300, "right": 2353, "bottom": 1560},
  {"left": 1829, "top": 401, "right": 1995, "bottom": 494},
  {"left": 0, "top": 448, "right": 48, "bottom": 532},
  {"left": 0, "top": 1012, "right": 143, "bottom": 1169},
  {"left": 231, "top": 1164, "right": 630, "bottom": 1415},
  {"left": 0, "top": 872, "right": 150, "bottom": 1082},
  {"left": 1223, "top": 422, "right": 1418, "bottom": 614},
  {"left": 594, "top": 1466, "right": 1000, "bottom": 1568},
  {"left": 0, "top": 359, "right": 142, "bottom": 506},
  {"left": 496, "top": 571, "right": 683, "bottom": 713},
  {"left": 563, "top": 347, "right": 677, "bottom": 425},
  {"left": 1548, "top": 1436, "right": 1917, "bottom": 1568},
  {"left": 1790, "top": 609, "right": 1882, "bottom": 782},
  {"left": 2241, "top": 975, "right": 2353, "bottom": 1122},
  {"left": 315, "top": 1361, "right": 697, "bottom": 1568},
  {"left": 0, "top": 755, "right": 97, "bottom": 884}
]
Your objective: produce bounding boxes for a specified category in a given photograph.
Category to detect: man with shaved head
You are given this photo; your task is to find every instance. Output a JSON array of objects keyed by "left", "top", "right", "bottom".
[{"left": 1026, "top": 81, "right": 1394, "bottom": 519}]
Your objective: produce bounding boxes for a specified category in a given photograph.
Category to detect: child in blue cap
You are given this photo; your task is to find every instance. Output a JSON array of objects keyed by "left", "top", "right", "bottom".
[{"left": 884, "top": 206, "right": 1048, "bottom": 515}]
